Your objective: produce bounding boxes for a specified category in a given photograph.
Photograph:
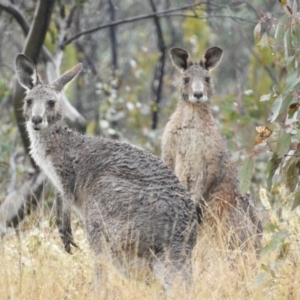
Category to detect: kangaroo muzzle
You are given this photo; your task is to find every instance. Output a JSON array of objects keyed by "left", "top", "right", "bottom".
[{"left": 30, "top": 103, "right": 46, "bottom": 130}]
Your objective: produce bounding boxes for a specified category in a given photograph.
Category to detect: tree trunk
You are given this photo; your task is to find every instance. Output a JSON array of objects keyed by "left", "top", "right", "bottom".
[
  {"left": 149, "top": 0, "right": 166, "bottom": 130},
  {"left": 13, "top": 0, "right": 55, "bottom": 164},
  {"left": 0, "top": 0, "right": 55, "bottom": 234}
]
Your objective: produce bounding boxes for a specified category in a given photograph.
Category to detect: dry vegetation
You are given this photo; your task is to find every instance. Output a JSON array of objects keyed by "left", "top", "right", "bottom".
[{"left": 0, "top": 187, "right": 299, "bottom": 300}]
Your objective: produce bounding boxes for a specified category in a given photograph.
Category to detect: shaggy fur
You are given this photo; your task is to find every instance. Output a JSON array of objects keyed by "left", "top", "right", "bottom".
[
  {"left": 15, "top": 54, "right": 198, "bottom": 291},
  {"left": 161, "top": 47, "right": 262, "bottom": 253}
]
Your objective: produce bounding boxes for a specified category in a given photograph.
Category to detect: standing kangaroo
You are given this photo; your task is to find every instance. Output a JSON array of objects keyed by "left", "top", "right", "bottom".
[
  {"left": 15, "top": 54, "right": 198, "bottom": 291},
  {"left": 162, "top": 47, "right": 262, "bottom": 253}
]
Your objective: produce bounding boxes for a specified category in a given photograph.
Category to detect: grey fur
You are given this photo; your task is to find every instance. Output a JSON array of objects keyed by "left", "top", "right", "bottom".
[{"left": 15, "top": 54, "right": 198, "bottom": 291}]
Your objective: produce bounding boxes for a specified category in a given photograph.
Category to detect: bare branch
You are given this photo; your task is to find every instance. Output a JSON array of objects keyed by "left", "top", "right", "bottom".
[
  {"left": 0, "top": 1, "right": 30, "bottom": 35},
  {"left": 163, "top": 13, "right": 257, "bottom": 24},
  {"left": 57, "top": 5, "right": 78, "bottom": 50},
  {"left": 63, "top": 1, "right": 256, "bottom": 46},
  {"left": 63, "top": 2, "right": 207, "bottom": 46},
  {"left": 0, "top": 0, "right": 54, "bottom": 64}
]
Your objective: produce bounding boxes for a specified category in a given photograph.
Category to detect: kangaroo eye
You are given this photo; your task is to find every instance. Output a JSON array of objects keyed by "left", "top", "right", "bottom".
[
  {"left": 26, "top": 99, "right": 32, "bottom": 106},
  {"left": 183, "top": 78, "right": 190, "bottom": 84},
  {"left": 205, "top": 77, "right": 211, "bottom": 83},
  {"left": 48, "top": 100, "right": 55, "bottom": 108}
]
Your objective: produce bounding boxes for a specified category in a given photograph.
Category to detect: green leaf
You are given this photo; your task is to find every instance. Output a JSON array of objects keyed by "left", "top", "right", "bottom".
[
  {"left": 261, "top": 237, "right": 280, "bottom": 256},
  {"left": 292, "top": 0, "right": 298, "bottom": 16},
  {"left": 264, "top": 222, "right": 279, "bottom": 232},
  {"left": 283, "top": 70, "right": 300, "bottom": 94},
  {"left": 258, "top": 32, "right": 269, "bottom": 48},
  {"left": 254, "top": 23, "right": 261, "bottom": 43},
  {"left": 272, "top": 84, "right": 281, "bottom": 96},
  {"left": 260, "top": 93, "right": 271, "bottom": 101},
  {"left": 287, "top": 162, "right": 298, "bottom": 192},
  {"left": 261, "top": 231, "right": 287, "bottom": 256},
  {"left": 275, "top": 24, "right": 285, "bottom": 44},
  {"left": 269, "top": 96, "right": 283, "bottom": 122},
  {"left": 278, "top": 242, "right": 290, "bottom": 259},
  {"left": 266, "top": 153, "right": 282, "bottom": 189},
  {"left": 293, "top": 129, "right": 300, "bottom": 141},
  {"left": 238, "top": 157, "right": 254, "bottom": 193},
  {"left": 292, "top": 189, "right": 300, "bottom": 210},
  {"left": 276, "top": 133, "right": 291, "bottom": 158}
]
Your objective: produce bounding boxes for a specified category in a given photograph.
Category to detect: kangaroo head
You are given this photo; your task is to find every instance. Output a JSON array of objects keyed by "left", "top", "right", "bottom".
[
  {"left": 15, "top": 54, "right": 82, "bottom": 131},
  {"left": 170, "top": 47, "right": 223, "bottom": 104}
]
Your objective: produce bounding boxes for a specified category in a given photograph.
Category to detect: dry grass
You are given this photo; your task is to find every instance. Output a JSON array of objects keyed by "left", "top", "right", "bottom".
[{"left": 1, "top": 190, "right": 300, "bottom": 300}]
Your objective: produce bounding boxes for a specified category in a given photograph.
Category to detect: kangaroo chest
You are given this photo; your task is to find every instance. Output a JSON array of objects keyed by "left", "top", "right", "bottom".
[
  {"left": 28, "top": 128, "right": 64, "bottom": 193},
  {"left": 175, "top": 121, "right": 220, "bottom": 168},
  {"left": 170, "top": 113, "right": 224, "bottom": 200}
]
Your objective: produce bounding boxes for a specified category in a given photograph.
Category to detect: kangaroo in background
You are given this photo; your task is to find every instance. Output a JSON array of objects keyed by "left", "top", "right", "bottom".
[
  {"left": 15, "top": 54, "right": 198, "bottom": 291},
  {"left": 161, "top": 47, "right": 262, "bottom": 253}
]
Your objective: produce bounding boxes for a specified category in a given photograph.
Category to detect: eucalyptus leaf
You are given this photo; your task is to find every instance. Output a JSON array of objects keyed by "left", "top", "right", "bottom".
[
  {"left": 254, "top": 23, "right": 261, "bottom": 43},
  {"left": 266, "top": 153, "right": 282, "bottom": 190},
  {"left": 276, "top": 133, "right": 291, "bottom": 158},
  {"left": 260, "top": 93, "right": 271, "bottom": 102},
  {"left": 238, "top": 157, "right": 254, "bottom": 193},
  {"left": 292, "top": 189, "right": 300, "bottom": 210},
  {"left": 286, "top": 162, "right": 298, "bottom": 192},
  {"left": 269, "top": 96, "right": 283, "bottom": 122}
]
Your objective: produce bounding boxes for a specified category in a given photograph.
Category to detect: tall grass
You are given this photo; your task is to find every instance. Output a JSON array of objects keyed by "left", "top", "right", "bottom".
[{"left": 0, "top": 189, "right": 299, "bottom": 300}]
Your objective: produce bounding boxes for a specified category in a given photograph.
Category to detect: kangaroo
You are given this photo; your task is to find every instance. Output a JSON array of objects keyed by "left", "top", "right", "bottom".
[
  {"left": 15, "top": 54, "right": 198, "bottom": 291},
  {"left": 161, "top": 47, "right": 262, "bottom": 253}
]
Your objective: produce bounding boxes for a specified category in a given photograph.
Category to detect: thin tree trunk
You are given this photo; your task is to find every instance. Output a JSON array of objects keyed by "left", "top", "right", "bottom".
[
  {"left": 108, "top": 0, "right": 118, "bottom": 73},
  {"left": 149, "top": 0, "right": 166, "bottom": 130},
  {"left": 0, "top": 0, "right": 55, "bottom": 234},
  {"left": 13, "top": 0, "right": 55, "bottom": 164}
]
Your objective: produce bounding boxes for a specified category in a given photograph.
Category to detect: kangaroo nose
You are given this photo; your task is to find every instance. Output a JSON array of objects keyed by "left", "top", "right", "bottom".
[
  {"left": 32, "top": 115, "right": 43, "bottom": 125},
  {"left": 194, "top": 92, "right": 203, "bottom": 99}
]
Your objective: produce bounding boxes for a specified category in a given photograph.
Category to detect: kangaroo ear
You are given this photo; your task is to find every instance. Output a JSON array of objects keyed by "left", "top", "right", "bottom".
[
  {"left": 15, "top": 54, "right": 42, "bottom": 90},
  {"left": 50, "top": 64, "right": 82, "bottom": 92},
  {"left": 170, "top": 48, "right": 191, "bottom": 72},
  {"left": 200, "top": 47, "right": 223, "bottom": 71}
]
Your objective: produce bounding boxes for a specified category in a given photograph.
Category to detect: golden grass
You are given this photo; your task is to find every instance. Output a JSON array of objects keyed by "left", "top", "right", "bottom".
[{"left": 0, "top": 192, "right": 299, "bottom": 300}]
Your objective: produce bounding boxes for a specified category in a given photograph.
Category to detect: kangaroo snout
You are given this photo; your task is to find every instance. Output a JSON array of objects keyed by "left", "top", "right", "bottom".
[
  {"left": 193, "top": 92, "right": 203, "bottom": 99},
  {"left": 31, "top": 115, "right": 43, "bottom": 130}
]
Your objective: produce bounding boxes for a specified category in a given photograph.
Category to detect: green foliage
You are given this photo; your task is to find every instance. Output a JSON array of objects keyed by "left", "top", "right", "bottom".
[
  {"left": 238, "top": 157, "right": 254, "bottom": 193},
  {"left": 253, "top": 6, "right": 300, "bottom": 210},
  {"left": 182, "top": 15, "right": 211, "bottom": 53}
]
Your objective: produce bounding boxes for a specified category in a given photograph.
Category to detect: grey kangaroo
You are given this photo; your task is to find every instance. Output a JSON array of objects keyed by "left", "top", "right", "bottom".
[
  {"left": 15, "top": 54, "right": 198, "bottom": 291},
  {"left": 161, "top": 47, "right": 262, "bottom": 253}
]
